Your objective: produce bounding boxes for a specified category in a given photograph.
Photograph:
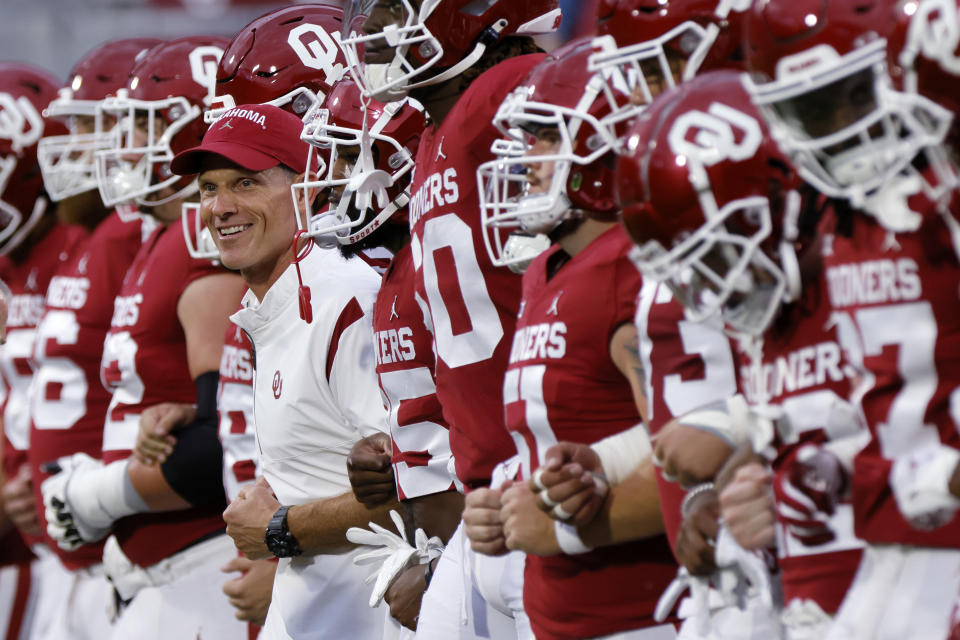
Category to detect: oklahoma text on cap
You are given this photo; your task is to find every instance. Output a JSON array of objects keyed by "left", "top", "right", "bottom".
[{"left": 171, "top": 104, "right": 316, "bottom": 176}]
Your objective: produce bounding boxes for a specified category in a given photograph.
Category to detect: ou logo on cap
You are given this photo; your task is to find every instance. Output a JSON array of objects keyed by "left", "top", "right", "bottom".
[
  {"left": 0, "top": 93, "right": 44, "bottom": 153},
  {"left": 288, "top": 23, "right": 345, "bottom": 86},
  {"left": 667, "top": 102, "right": 762, "bottom": 169}
]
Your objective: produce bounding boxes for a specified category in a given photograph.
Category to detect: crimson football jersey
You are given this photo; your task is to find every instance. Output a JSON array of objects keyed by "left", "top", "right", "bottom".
[
  {"left": 0, "top": 221, "right": 86, "bottom": 549},
  {"left": 408, "top": 54, "right": 545, "bottom": 489},
  {"left": 27, "top": 212, "right": 143, "bottom": 569},
  {"left": 820, "top": 201, "right": 960, "bottom": 547},
  {"left": 506, "top": 227, "right": 675, "bottom": 640},
  {"left": 374, "top": 245, "right": 453, "bottom": 500},
  {"left": 634, "top": 281, "right": 739, "bottom": 555},
  {"left": 100, "top": 217, "right": 232, "bottom": 567},
  {"left": 217, "top": 316, "right": 256, "bottom": 503},
  {"left": 736, "top": 261, "right": 865, "bottom": 614}
]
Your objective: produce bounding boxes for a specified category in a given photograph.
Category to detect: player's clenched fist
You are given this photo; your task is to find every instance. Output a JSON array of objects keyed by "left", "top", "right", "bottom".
[
  {"left": 463, "top": 485, "right": 508, "bottom": 556},
  {"left": 347, "top": 432, "right": 396, "bottom": 505}
]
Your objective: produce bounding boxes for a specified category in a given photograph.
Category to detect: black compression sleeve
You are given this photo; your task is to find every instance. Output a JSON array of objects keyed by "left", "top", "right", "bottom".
[{"left": 159, "top": 371, "right": 227, "bottom": 507}]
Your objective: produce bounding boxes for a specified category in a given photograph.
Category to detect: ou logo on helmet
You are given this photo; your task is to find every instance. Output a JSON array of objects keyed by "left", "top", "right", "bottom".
[
  {"left": 288, "top": 23, "right": 345, "bottom": 86},
  {"left": 189, "top": 46, "right": 226, "bottom": 106},
  {"left": 667, "top": 102, "right": 762, "bottom": 170},
  {"left": 0, "top": 93, "right": 44, "bottom": 153},
  {"left": 902, "top": 0, "right": 960, "bottom": 76}
]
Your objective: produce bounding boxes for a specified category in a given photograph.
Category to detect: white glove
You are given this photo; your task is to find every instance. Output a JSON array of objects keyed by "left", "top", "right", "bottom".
[
  {"left": 41, "top": 453, "right": 134, "bottom": 551},
  {"left": 713, "top": 525, "right": 778, "bottom": 611},
  {"left": 346, "top": 509, "right": 443, "bottom": 608},
  {"left": 655, "top": 567, "right": 712, "bottom": 636},
  {"left": 890, "top": 442, "right": 960, "bottom": 530}
]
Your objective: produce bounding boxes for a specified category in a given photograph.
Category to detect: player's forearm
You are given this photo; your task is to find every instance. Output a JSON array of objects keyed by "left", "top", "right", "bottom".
[
  {"left": 127, "top": 460, "right": 191, "bottom": 511},
  {"left": 405, "top": 489, "right": 464, "bottom": 544},
  {"left": 579, "top": 457, "right": 664, "bottom": 548},
  {"left": 288, "top": 490, "right": 398, "bottom": 555}
]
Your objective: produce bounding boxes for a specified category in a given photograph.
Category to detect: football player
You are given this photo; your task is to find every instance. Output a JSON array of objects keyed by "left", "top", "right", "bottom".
[
  {"left": 40, "top": 37, "right": 250, "bottom": 640},
  {"left": 739, "top": 1, "right": 960, "bottom": 638},
  {"left": 623, "top": 70, "right": 873, "bottom": 640},
  {"left": 341, "top": 1, "right": 561, "bottom": 636},
  {"left": 26, "top": 38, "right": 161, "bottom": 640},
  {"left": 170, "top": 102, "right": 395, "bottom": 639},
  {"left": 0, "top": 62, "right": 85, "bottom": 640},
  {"left": 467, "top": 37, "right": 680, "bottom": 639}
]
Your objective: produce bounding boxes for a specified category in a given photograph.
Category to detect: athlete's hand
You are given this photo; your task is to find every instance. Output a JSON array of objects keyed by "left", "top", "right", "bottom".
[
  {"left": 531, "top": 442, "right": 608, "bottom": 527},
  {"left": 221, "top": 554, "right": 276, "bottom": 626},
  {"left": 347, "top": 433, "right": 396, "bottom": 505},
  {"left": 463, "top": 485, "right": 507, "bottom": 556},
  {"left": 653, "top": 422, "right": 734, "bottom": 488},
  {"left": 500, "top": 481, "right": 559, "bottom": 556},
  {"left": 224, "top": 477, "right": 279, "bottom": 560},
  {"left": 134, "top": 402, "right": 195, "bottom": 466},
  {"left": 890, "top": 442, "right": 960, "bottom": 530},
  {"left": 773, "top": 444, "right": 847, "bottom": 544},
  {"left": 2, "top": 465, "right": 40, "bottom": 537},
  {"left": 718, "top": 462, "right": 776, "bottom": 550},
  {"left": 675, "top": 487, "right": 720, "bottom": 576},
  {"left": 41, "top": 453, "right": 114, "bottom": 550},
  {"left": 384, "top": 562, "right": 429, "bottom": 630}
]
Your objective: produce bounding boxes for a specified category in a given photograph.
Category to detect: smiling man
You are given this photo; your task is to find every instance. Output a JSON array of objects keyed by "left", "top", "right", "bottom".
[{"left": 170, "top": 104, "right": 396, "bottom": 640}]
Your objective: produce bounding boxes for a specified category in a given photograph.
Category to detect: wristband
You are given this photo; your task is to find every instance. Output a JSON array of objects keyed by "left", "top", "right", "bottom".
[
  {"left": 591, "top": 423, "right": 651, "bottom": 485},
  {"left": 680, "top": 482, "right": 716, "bottom": 519},
  {"left": 554, "top": 521, "right": 592, "bottom": 555}
]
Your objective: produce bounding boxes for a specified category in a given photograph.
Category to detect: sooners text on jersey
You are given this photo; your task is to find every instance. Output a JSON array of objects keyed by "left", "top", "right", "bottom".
[
  {"left": 820, "top": 200, "right": 960, "bottom": 548},
  {"left": 507, "top": 227, "right": 676, "bottom": 639},
  {"left": 375, "top": 245, "right": 453, "bottom": 500},
  {"left": 408, "top": 54, "right": 545, "bottom": 489}
]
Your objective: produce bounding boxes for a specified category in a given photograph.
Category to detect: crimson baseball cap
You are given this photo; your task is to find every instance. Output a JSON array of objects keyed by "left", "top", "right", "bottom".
[{"left": 171, "top": 103, "right": 316, "bottom": 176}]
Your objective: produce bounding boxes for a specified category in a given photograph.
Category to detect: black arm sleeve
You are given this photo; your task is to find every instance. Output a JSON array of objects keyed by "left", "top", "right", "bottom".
[{"left": 160, "top": 371, "right": 227, "bottom": 508}]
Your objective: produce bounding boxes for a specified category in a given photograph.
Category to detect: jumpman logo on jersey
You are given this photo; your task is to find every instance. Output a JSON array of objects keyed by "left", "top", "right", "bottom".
[
  {"left": 219, "top": 118, "right": 234, "bottom": 130},
  {"left": 436, "top": 137, "right": 447, "bottom": 161},
  {"left": 25, "top": 268, "right": 38, "bottom": 291},
  {"left": 78, "top": 253, "right": 89, "bottom": 275},
  {"left": 518, "top": 300, "right": 526, "bottom": 318},
  {"left": 234, "top": 326, "right": 243, "bottom": 342},
  {"left": 389, "top": 296, "right": 399, "bottom": 321},
  {"left": 546, "top": 291, "right": 563, "bottom": 316}
]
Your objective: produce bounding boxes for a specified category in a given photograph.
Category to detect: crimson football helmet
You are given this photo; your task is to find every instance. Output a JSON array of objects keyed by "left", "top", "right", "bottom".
[
  {"left": 38, "top": 38, "right": 162, "bottom": 202},
  {"left": 618, "top": 70, "right": 802, "bottom": 336},
  {"left": 589, "top": 0, "right": 749, "bottom": 128},
  {"left": 742, "top": 0, "right": 960, "bottom": 213},
  {"left": 293, "top": 77, "right": 426, "bottom": 246},
  {"left": 94, "top": 36, "right": 227, "bottom": 207},
  {"left": 477, "top": 37, "right": 630, "bottom": 267},
  {"left": 0, "top": 63, "right": 64, "bottom": 255},
  {"left": 340, "top": 0, "right": 562, "bottom": 101},
  {"left": 206, "top": 4, "right": 346, "bottom": 124}
]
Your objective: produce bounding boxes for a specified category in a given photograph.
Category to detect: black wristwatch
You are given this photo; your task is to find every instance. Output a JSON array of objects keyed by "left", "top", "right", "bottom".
[{"left": 264, "top": 505, "right": 302, "bottom": 558}]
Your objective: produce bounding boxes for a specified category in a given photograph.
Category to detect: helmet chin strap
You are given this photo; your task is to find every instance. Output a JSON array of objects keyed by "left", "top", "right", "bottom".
[{"left": 404, "top": 19, "right": 509, "bottom": 92}]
